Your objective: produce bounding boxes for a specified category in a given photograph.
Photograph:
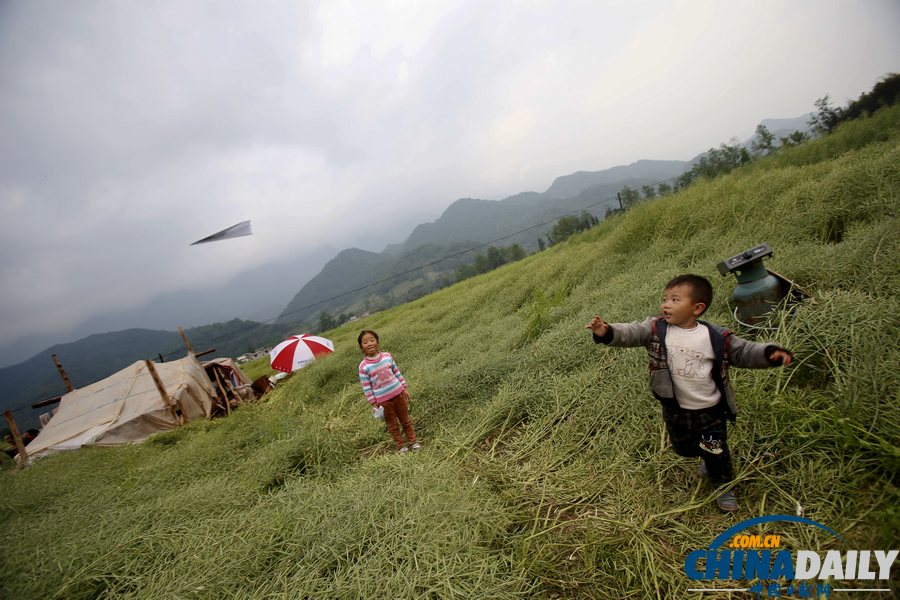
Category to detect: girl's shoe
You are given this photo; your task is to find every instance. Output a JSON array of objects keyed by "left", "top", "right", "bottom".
[
  {"left": 398, "top": 447, "right": 409, "bottom": 454},
  {"left": 410, "top": 442, "right": 422, "bottom": 452}
]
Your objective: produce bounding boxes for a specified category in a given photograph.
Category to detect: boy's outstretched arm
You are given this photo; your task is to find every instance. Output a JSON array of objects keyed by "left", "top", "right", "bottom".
[
  {"left": 729, "top": 335, "right": 794, "bottom": 369},
  {"left": 767, "top": 348, "right": 793, "bottom": 366},
  {"left": 587, "top": 315, "right": 654, "bottom": 347},
  {"left": 586, "top": 315, "right": 616, "bottom": 344},
  {"left": 586, "top": 315, "right": 609, "bottom": 337}
]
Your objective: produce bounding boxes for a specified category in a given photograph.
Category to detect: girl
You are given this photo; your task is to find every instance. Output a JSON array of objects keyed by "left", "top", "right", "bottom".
[{"left": 357, "top": 330, "right": 421, "bottom": 453}]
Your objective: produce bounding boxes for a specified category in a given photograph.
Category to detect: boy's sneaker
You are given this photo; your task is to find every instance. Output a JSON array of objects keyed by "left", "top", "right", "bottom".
[
  {"left": 398, "top": 447, "right": 409, "bottom": 454},
  {"left": 410, "top": 442, "right": 422, "bottom": 452},
  {"left": 717, "top": 490, "right": 738, "bottom": 513}
]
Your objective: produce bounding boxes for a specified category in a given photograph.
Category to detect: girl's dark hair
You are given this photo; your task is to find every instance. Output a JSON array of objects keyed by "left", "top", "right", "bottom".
[{"left": 357, "top": 330, "right": 379, "bottom": 346}]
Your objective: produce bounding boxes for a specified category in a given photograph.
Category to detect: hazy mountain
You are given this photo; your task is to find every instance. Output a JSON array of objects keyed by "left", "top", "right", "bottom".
[
  {"left": 279, "top": 160, "right": 690, "bottom": 325},
  {"left": 0, "top": 247, "right": 336, "bottom": 368},
  {"left": 2, "top": 119, "right": 808, "bottom": 431},
  {"left": 0, "top": 319, "right": 298, "bottom": 432},
  {"left": 544, "top": 159, "right": 689, "bottom": 199},
  {"left": 276, "top": 244, "right": 477, "bottom": 324},
  {"left": 759, "top": 114, "right": 814, "bottom": 138}
]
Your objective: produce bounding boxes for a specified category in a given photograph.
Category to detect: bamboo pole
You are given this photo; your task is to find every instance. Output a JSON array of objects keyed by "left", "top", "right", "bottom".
[
  {"left": 51, "top": 353, "right": 75, "bottom": 392},
  {"left": 212, "top": 367, "right": 231, "bottom": 416},
  {"left": 178, "top": 326, "right": 194, "bottom": 355},
  {"left": 4, "top": 411, "right": 28, "bottom": 466},
  {"left": 32, "top": 395, "right": 62, "bottom": 409},
  {"left": 144, "top": 360, "right": 183, "bottom": 425}
]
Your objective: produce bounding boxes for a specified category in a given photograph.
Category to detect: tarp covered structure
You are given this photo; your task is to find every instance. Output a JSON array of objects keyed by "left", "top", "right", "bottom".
[
  {"left": 25, "top": 355, "right": 217, "bottom": 460},
  {"left": 202, "top": 357, "right": 256, "bottom": 407}
]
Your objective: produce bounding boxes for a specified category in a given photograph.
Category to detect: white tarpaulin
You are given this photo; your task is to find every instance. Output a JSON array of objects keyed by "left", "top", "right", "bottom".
[{"left": 25, "top": 355, "right": 217, "bottom": 460}]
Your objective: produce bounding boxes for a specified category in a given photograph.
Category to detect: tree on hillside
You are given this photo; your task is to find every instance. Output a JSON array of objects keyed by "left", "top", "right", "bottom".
[
  {"left": 678, "top": 141, "right": 751, "bottom": 189},
  {"left": 486, "top": 246, "right": 506, "bottom": 269},
  {"left": 502, "top": 244, "right": 526, "bottom": 262},
  {"left": 619, "top": 185, "right": 641, "bottom": 209},
  {"left": 641, "top": 185, "right": 656, "bottom": 199},
  {"left": 779, "top": 130, "right": 809, "bottom": 148},
  {"left": 455, "top": 242, "right": 529, "bottom": 282},
  {"left": 547, "top": 211, "right": 597, "bottom": 244},
  {"left": 474, "top": 253, "right": 490, "bottom": 274},
  {"left": 808, "top": 95, "right": 842, "bottom": 135},
  {"left": 537, "top": 237, "right": 546, "bottom": 251},
  {"left": 657, "top": 182, "right": 672, "bottom": 196},
  {"left": 840, "top": 73, "right": 900, "bottom": 122},
  {"left": 751, "top": 124, "right": 776, "bottom": 155},
  {"left": 318, "top": 311, "right": 337, "bottom": 332}
]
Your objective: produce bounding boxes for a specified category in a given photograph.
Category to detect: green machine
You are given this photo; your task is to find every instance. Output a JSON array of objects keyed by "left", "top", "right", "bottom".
[{"left": 717, "top": 243, "right": 803, "bottom": 326}]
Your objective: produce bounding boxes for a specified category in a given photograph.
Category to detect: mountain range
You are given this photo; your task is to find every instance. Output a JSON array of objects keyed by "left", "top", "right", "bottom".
[
  {"left": 1, "top": 114, "right": 814, "bottom": 433},
  {"left": 278, "top": 159, "right": 689, "bottom": 324}
]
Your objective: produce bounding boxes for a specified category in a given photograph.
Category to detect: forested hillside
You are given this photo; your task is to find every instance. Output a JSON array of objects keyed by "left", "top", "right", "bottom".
[
  {"left": 1, "top": 104, "right": 897, "bottom": 598},
  {"left": 278, "top": 160, "right": 689, "bottom": 325}
]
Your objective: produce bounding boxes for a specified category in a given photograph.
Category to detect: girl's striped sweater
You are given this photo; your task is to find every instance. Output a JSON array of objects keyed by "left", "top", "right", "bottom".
[{"left": 358, "top": 352, "right": 407, "bottom": 405}]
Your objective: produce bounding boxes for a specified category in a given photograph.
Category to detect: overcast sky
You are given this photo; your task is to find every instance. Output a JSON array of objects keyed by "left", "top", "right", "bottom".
[{"left": 1, "top": 0, "right": 898, "bottom": 360}]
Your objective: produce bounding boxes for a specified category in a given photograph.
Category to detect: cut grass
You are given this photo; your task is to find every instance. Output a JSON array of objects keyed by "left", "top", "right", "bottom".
[{"left": 2, "top": 106, "right": 899, "bottom": 599}]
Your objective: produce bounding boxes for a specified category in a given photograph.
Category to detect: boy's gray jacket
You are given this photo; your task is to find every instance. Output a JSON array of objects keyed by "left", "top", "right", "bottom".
[{"left": 595, "top": 317, "right": 784, "bottom": 421}]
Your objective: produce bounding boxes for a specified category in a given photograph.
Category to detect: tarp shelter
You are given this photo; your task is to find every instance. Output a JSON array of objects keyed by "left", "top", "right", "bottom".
[
  {"left": 202, "top": 357, "right": 256, "bottom": 407},
  {"left": 25, "top": 355, "right": 217, "bottom": 461}
]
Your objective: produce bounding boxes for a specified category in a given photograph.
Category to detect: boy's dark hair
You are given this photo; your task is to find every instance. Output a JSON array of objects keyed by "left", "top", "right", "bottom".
[
  {"left": 665, "top": 274, "right": 713, "bottom": 315},
  {"left": 357, "top": 330, "right": 379, "bottom": 346}
]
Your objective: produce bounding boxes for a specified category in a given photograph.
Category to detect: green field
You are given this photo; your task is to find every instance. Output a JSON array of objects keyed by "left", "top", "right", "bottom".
[{"left": 2, "top": 106, "right": 898, "bottom": 599}]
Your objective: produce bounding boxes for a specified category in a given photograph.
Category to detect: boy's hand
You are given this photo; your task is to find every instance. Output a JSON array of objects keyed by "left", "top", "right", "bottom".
[
  {"left": 770, "top": 349, "right": 793, "bottom": 366},
  {"left": 586, "top": 315, "right": 609, "bottom": 337}
]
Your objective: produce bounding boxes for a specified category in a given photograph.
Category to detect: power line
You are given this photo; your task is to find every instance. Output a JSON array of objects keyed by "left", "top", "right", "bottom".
[
  {"left": 157, "top": 188, "right": 631, "bottom": 360},
  {"left": 9, "top": 176, "right": 681, "bottom": 415}
]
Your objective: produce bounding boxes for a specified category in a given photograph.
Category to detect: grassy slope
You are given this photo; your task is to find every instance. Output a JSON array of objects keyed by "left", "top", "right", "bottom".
[{"left": 1, "top": 107, "right": 898, "bottom": 599}]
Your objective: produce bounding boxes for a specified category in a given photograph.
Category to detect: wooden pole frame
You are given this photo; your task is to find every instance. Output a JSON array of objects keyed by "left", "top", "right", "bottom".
[
  {"left": 144, "top": 360, "right": 184, "bottom": 425},
  {"left": 4, "top": 411, "right": 28, "bottom": 466},
  {"left": 52, "top": 353, "right": 75, "bottom": 392},
  {"left": 178, "top": 326, "right": 194, "bottom": 355},
  {"left": 211, "top": 367, "right": 231, "bottom": 416}
]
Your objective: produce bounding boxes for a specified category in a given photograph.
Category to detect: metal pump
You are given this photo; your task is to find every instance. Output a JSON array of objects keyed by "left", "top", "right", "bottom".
[{"left": 717, "top": 243, "right": 803, "bottom": 326}]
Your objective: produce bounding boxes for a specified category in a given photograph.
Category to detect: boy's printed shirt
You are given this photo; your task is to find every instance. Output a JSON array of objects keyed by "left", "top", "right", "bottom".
[
  {"left": 665, "top": 323, "right": 720, "bottom": 410},
  {"left": 358, "top": 352, "right": 407, "bottom": 405}
]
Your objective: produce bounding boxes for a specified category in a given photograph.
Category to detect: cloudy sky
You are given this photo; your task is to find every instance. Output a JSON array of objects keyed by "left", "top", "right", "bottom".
[{"left": 1, "top": 0, "right": 898, "bottom": 364}]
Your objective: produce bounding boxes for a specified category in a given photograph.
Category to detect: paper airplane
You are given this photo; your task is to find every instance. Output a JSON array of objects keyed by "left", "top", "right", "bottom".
[{"left": 190, "top": 220, "right": 253, "bottom": 245}]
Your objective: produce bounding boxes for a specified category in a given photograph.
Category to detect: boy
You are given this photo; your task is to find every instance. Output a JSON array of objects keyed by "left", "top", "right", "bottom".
[{"left": 586, "top": 274, "right": 792, "bottom": 512}]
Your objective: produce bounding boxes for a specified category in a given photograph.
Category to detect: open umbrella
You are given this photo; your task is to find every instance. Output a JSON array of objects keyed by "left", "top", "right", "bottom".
[{"left": 269, "top": 334, "right": 334, "bottom": 373}]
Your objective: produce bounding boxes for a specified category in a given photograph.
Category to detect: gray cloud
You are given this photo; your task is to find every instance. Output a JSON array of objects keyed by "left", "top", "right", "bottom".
[{"left": 1, "top": 0, "right": 898, "bottom": 356}]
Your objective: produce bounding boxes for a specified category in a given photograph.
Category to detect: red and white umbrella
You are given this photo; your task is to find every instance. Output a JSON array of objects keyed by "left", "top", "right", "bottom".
[{"left": 269, "top": 334, "right": 334, "bottom": 373}]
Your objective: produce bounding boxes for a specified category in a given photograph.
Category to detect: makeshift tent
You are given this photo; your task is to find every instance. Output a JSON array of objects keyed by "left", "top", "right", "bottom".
[
  {"left": 202, "top": 357, "right": 256, "bottom": 408},
  {"left": 25, "top": 355, "right": 217, "bottom": 460}
]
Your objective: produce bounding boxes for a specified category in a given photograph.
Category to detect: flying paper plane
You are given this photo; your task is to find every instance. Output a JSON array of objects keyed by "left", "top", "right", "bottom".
[{"left": 190, "top": 220, "right": 253, "bottom": 245}]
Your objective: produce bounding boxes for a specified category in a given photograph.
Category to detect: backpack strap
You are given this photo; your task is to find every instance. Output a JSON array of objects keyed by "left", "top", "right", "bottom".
[{"left": 723, "top": 328, "right": 731, "bottom": 363}]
